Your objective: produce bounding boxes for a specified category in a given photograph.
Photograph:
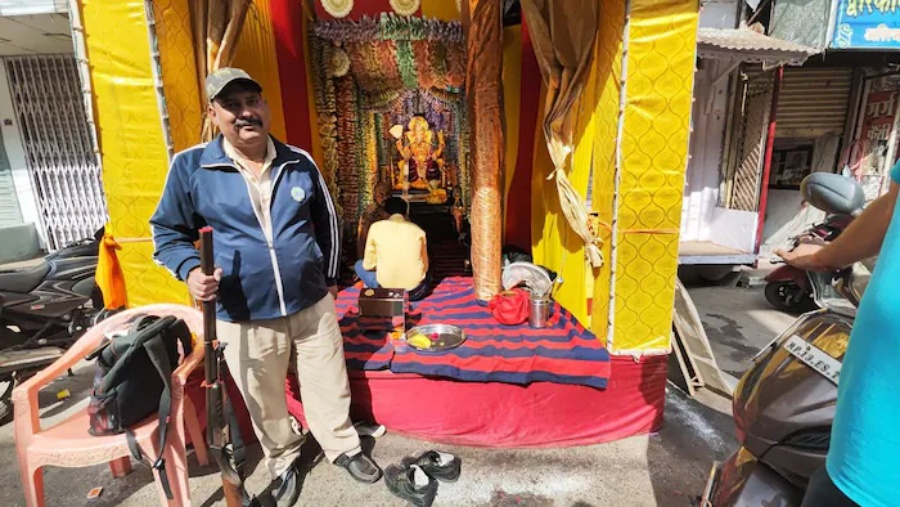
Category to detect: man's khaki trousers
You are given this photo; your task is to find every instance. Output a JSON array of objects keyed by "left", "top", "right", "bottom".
[{"left": 217, "top": 294, "right": 361, "bottom": 478}]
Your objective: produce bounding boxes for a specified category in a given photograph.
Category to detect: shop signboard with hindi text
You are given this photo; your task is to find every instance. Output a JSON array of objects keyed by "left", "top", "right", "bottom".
[
  {"left": 831, "top": 1, "right": 900, "bottom": 50},
  {"left": 855, "top": 89, "right": 899, "bottom": 198}
]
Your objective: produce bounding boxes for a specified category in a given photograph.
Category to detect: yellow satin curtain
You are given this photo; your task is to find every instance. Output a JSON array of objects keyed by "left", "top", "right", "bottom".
[
  {"left": 521, "top": 0, "right": 603, "bottom": 268},
  {"left": 81, "top": 0, "right": 190, "bottom": 307},
  {"left": 589, "top": 0, "right": 625, "bottom": 346},
  {"left": 609, "top": 0, "right": 698, "bottom": 353},
  {"left": 533, "top": 0, "right": 699, "bottom": 353},
  {"left": 226, "top": 0, "right": 286, "bottom": 141},
  {"left": 530, "top": 53, "right": 600, "bottom": 328},
  {"left": 81, "top": 0, "right": 289, "bottom": 307}
]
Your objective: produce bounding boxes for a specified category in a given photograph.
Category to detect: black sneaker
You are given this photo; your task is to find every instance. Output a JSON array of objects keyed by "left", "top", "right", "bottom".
[
  {"left": 401, "top": 451, "right": 461, "bottom": 483},
  {"left": 385, "top": 464, "right": 438, "bottom": 507},
  {"left": 335, "top": 452, "right": 383, "bottom": 484}
]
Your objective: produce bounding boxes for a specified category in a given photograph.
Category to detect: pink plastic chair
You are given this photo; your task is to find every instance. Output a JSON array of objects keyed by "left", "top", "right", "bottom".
[{"left": 13, "top": 304, "right": 210, "bottom": 507}]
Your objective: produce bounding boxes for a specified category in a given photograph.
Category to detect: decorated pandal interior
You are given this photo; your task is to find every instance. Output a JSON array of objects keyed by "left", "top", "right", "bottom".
[
  {"left": 309, "top": 16, "right": 470, "bottom": 260},
  {"left": 282, "top": 12, "right": 654, "bottom": 447},
  {"left": 85, "top": 0, "right": 699, "bottom": 448}
]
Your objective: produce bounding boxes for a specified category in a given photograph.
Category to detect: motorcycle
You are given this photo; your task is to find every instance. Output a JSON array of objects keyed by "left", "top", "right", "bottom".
[
  {"left": 0, "top": 228, "right": 106, "bottom": 423},
  {"left": 764, "top": 174, "right": 865, "bottom": 313},
  {"left": 700, "top": 173, "right": 868, "bottom": 507}
]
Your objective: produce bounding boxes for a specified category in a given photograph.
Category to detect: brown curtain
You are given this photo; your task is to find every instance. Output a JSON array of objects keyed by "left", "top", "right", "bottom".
[
  {"left": 462, "top": 0, "right": 504, "bottom": 301},
  {"left": 520, "top": 0, "right": 603, "bottom": 267},
  {"left": 190, "top": 0, "right": 252, "bottom": 142}
]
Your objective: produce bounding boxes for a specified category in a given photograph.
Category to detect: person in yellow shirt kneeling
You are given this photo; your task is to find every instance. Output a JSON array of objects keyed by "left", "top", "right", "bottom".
[{"left": 354, "top": 197, "right": 431, "bottom": 301}]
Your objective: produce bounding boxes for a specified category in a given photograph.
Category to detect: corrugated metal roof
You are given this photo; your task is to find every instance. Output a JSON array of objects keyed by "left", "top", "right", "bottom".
[{"left": 697, "top": 28, "right": 820, "bottom": 67}]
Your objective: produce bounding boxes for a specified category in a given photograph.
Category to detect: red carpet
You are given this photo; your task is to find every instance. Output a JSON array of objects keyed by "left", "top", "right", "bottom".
[
  {"left": 185, "top": 353, "right": 667, "bottom": 449},
  {"left": 186, "top": 235, "right": 665, "bottom": 448},
  {"left": 286, "top": 354, "right": 667, "bottom": 448}
]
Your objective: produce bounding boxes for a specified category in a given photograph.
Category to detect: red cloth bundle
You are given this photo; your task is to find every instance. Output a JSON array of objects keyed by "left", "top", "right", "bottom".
[{"left": 488, "top": 289, "right": 530, "bottom": 326}]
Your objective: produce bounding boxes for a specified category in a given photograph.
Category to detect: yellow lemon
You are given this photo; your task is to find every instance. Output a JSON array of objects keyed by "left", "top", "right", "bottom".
[{"left": 409, "top": 334, "right": 431, "bottom": 349}]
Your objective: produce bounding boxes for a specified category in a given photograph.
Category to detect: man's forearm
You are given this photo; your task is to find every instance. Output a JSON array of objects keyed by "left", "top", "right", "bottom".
[{"left": 817, "top": 187, "right": 896, "bottom": 269}]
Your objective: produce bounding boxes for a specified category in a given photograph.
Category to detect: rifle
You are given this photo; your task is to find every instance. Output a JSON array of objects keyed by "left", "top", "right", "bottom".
[{"left": 199, "top": 227, "right": 259, "bottom": 507}]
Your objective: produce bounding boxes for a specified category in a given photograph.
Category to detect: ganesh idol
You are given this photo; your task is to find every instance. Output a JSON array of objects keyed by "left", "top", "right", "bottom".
[{"left": 392, "top": 115, "right": 446, "bottom": 191}]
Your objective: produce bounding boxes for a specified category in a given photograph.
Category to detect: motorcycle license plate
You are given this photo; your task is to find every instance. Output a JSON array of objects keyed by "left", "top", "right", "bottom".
[{"left": 783, "top": 335, "right": 842, "bottom": 385}]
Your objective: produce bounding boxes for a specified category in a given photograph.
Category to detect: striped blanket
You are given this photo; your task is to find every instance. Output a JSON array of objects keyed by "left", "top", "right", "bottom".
[{"left": 335, "top": 277, "right": 611, "bottom": 389}]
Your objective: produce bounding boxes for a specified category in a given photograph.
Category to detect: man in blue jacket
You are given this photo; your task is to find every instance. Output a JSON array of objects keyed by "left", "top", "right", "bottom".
[{"left": 151, "top": 68, "right": 381, "bottom": 506}]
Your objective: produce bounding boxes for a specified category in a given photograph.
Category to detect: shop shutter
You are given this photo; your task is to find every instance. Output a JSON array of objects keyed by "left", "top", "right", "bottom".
[{"left": 775, "top": 67, "right": 853, "bottom": 138}]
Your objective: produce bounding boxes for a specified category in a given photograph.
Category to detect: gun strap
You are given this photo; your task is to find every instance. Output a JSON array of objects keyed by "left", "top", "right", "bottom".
[
  {"left": 226, "top": 396, "right": 247, "bottom": 470},
  {"left": 218, "top": 362, "right": 248, "bottom": 475}
]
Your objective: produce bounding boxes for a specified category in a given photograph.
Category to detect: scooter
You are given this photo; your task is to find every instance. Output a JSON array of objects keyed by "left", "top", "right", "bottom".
[
  {"left": 0, "top": 228, "right": 105, "bottom": 423},
  {"left": 700, "top": 173, "right": 867, "bottom": 507},
  {"left": 764, "top": 175, "right": 865, "bottom": 313}
]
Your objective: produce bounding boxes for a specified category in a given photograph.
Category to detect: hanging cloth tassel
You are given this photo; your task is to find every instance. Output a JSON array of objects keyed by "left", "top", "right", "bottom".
[{"left": 95, "top": 233, "right": 129, "bottom": 310}]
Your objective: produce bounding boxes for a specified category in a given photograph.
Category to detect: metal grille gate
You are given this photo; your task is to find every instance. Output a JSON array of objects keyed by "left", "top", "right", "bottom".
[
  {"left": 727, "top": 70, "right": 774, "bottom": 211},
  {"left": 4, "top": 54, "right": 106, "bottom": 250}
]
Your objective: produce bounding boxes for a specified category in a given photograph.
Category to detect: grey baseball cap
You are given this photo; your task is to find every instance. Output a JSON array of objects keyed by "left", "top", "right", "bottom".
[{"left": 205, "top": 67, "right": 262, "bottom": 102}]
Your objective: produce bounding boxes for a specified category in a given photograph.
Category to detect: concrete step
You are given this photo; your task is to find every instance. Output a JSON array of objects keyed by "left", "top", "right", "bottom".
[{"left": 0, "top": 223, "right": 41, "bottom": 264}]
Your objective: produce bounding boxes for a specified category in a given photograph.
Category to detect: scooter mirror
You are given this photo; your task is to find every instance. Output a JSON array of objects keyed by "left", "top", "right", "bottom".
[{"left": 800, "top": 172, "right": 866, "bottom": 217}]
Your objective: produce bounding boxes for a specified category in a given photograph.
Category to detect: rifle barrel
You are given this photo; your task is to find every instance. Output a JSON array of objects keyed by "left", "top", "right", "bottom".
[{"left": 199, "top": 226, "right": 217, "bottom": 384}]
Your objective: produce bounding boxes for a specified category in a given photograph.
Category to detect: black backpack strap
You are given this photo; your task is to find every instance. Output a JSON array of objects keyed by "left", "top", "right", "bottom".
[{"left": 125, "top": 332, "right": 176, "bottom": 499}]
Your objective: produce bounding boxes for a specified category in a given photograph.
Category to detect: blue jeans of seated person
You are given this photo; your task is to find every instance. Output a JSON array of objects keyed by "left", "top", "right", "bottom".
[{"left": 354, "top": 260, "right": 431, "bottom": 301}]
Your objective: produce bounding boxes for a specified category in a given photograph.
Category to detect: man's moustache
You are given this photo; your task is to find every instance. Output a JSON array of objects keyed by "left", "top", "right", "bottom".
[{"left": 235, "top": 118, "right": 262, "bottom": 127}]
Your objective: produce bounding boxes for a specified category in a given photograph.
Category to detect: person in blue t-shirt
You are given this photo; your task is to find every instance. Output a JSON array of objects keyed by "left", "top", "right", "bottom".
[{"left": 777, "top": 160, "right": 900, "bottom": 507}]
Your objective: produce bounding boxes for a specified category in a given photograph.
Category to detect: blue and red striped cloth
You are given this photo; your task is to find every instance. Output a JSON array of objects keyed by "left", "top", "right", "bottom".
[{"left": 334, "top": 277, "right": 611, "bottom": 389}]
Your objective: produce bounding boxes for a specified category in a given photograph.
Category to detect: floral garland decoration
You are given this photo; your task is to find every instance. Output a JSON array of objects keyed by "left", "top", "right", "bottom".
[
  {"left": 314, "top": 14, "right": 463, "bottom": 44},
  {"left": 321, "top": 0, "right": 353, "bottom": 19},
  {"left": 426, "top": 87, "right": 462, "bottom": 104},
  {"left": 394, "top": 40, "right": 418, "bottom": 90},
  {"left": 374, "top": 114, "right": 388, "bottom": 183},
  {"left": 308, "top": 31, "right": 342, "bottom": 218},
  {"left": 336, "top": 77, "right": 358, "bottom": 229},
  {"left": 389, "top": 0, "right": 419, "bottom": 17},
  {"left": 364, "top": 111, "right": 379, "bottom": 209},
  {"left": 314, "top": 15, "right": 464, "bottom": 93},
  {"left": 354, "top": 93, "right": 370, "bottom": 222},
  {"left": 455, "top": 99, "right": 470, "bottom": 216},
  {"left": 362, "top": 89, "right": 403, "bottom": 111}
]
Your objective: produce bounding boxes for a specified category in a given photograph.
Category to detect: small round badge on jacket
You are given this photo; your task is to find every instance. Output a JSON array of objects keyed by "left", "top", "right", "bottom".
[{"left": 291, "top": 186, "right": 305, "bottom": 202}]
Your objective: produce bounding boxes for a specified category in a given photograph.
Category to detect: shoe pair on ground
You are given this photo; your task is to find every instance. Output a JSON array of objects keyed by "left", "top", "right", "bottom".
[
  {"left": 273, "top": 451, "right": 382, "bottom": 507},
  {"left": 385, "top": 451, "right": 462, "bottom": 507}
]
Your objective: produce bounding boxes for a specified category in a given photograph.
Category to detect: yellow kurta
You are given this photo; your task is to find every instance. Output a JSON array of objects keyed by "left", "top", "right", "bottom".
[{"left": 362, "top": 215, "right": 429, "bottom": 290}]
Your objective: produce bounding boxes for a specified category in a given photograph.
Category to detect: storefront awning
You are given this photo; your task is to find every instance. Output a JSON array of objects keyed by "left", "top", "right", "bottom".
[{"left": 697, "top": 27, "right": 820, "bottom": 68}]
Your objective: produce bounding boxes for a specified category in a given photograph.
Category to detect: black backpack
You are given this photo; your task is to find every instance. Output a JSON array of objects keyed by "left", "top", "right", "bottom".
[{"left": 86, "top": 315, "right": 192, "bottom": 498}]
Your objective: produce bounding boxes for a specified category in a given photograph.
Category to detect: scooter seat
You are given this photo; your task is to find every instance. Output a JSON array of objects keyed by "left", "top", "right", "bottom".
[{"left": 0, "top": 261, "right": 51, "bottom": 294}]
